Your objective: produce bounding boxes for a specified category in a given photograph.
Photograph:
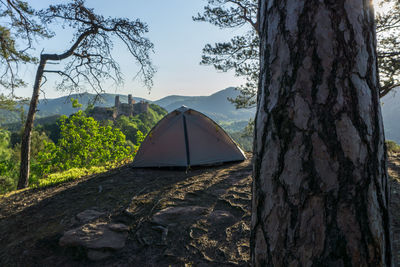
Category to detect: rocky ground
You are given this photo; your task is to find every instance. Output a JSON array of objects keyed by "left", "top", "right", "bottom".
[{"left": 0, "top": 154, "right": 399, "bottom": 266}]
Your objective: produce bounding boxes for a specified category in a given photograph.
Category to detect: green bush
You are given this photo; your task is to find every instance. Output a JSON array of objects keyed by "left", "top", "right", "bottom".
[
  {"left": 1, "top": 100, "right": 164, "bottom": 193},
  {"left": 0, "top": 160, "right": 18, "bottom": 194},
  {"left": 0, "top": 129, "right": 18, "bottom": 193},
  {"left": 386, "top": 140, "right": 400, "bottom": 153},
  {"left": 34, "top": 110, "right": 133, "bottom": 179},
  {"left": 113, "top": 105, "right": 166, "bottom": 145}
]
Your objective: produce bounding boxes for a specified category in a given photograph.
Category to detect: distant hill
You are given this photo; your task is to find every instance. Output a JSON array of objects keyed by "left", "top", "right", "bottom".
[
  {"left": 2, "top": 87, "right": 399, "bottom": 145},
  {"left": 4, "top": 115, "right": 62, "bottom": 132},
  {"left": 154, "top": 87, "right": 255, "bottom": 122},
  {"left": 32, "top": 93, "right": 149, "bottom": 118},
  {"left": 0, "top": 93, "right": 148, "bottom": 125},
  {"left": 0, "top": 88, "right": 256, "bottom": 125}
]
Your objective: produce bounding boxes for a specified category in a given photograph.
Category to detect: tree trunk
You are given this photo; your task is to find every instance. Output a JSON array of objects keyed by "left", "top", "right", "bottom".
[
  {"left": 17, "top": 57, "right": 46, "bottom": 189},
  {"left": 251, "top": 1, "right": 392, "bottom": 266},
  {"left": 16, "top": 29, "right": 97, "bottom": 189}
]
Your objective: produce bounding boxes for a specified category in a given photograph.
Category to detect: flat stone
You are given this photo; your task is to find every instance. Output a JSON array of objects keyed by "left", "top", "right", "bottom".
[
  {"left": 76, "top": 209, "right": 105, "bottom": 223},
  {"left": 87, "top": 249, "right": 113, "bottom": 261},
  {"left": 108, "top": 223, "right": 129, "bottom": 232},
  {"left": 152, "top": 206, "right": 208, "bottom": 225},
  {"left": 59, "top": 222, "right": 128, "bottom": 250}
]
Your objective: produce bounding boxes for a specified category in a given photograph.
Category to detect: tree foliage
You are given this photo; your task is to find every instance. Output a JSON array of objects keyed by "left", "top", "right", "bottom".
[
  {"left": 0, "top": 0, "right": 51, "bottom": 91},
  {"left": 38, "top": 1, "right": 155, "bottom": 92},
  {"left": 195, "top": 0, "right": 400, "bottom": 109},
  {"left": 193, "top": 0, "right": 258, "bottom": 109},
  {"left": 376, "top": 0, "right": 400, "bottom": 97},
  {"left": 0, "top": 101, "right": 165, "bottom": 193},
  {"left": 18, "top": 0, "right": 155, "bottom": 188},
  {"left": 0, "top": 129, "right": 17, "bottom": 193},
  {"left": 0, "top": 129, "right": 11, "bottom": 160},
  {"left": 35, "top": 110, "right": 133, "bottom": 177}
]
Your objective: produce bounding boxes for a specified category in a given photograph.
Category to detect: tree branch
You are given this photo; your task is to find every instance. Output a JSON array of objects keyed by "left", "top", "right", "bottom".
[
  {"left": 43, "top": 70, "right": 78, "bottom": 87},
  {"left": 41, "top": 28, "right": 98, "bottom": 61}
]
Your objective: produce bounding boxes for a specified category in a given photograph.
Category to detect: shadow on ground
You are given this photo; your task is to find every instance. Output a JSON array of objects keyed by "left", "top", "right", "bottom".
[
  {"left": 2, "top": 154, "right": 400, "bottom": 266},
  {"left": 0, "top": 158, "right": 252, "bottom": 266}
]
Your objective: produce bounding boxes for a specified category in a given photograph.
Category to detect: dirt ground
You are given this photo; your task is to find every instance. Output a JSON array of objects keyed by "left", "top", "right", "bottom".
[
  {"left": 0, "top": 154, "right": 400, "bottom": 266},
  {"left": 388, "top": 153, "right": 400, "bottom": 265}
]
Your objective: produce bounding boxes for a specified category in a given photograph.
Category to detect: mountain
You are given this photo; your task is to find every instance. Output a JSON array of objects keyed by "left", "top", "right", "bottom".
[
  {"left": 2, "top": 87, "right": 399, "bottom": 145},
  {"left": 0, "top": 93, "right": 148, "bottom": 124},
  {"left": 154, "top": 87, "right": 255, "bottom": 122},
  {"left": 33, "top": 93, "right": 149, "bottom": 118},
  {"left": 1, "top": 87, "right": 255, "bottom": 125}
]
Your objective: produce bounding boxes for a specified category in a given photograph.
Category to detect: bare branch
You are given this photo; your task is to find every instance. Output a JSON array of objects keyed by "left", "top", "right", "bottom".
[{"left": 43, "top": 70, "right": 79, "bottom": 87}]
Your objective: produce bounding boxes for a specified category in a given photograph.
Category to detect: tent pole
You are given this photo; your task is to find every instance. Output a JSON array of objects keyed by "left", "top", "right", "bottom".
[{"left": 182, "top": 114, "right": 191, "bottom": 167}]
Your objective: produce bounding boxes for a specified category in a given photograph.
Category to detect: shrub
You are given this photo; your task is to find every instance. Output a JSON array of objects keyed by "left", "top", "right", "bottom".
[
  {"left": 386, "top": 140, "right": 400, "bottom": 153},
  {"left": 35, "top": 110, "right": 133, "bottom": 177}
]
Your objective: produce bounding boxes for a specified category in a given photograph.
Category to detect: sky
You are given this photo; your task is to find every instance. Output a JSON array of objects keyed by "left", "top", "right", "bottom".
[
  {"left": 11, "top": 1, "right": 390, "bottom": 101},
  {"left": 16, "top": 0, "right": 248, "bottom": 100}
]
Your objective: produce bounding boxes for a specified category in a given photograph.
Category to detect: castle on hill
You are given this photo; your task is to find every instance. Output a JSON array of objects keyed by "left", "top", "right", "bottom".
[{"left": 89, "top": 94, "right": 149, "bottom": 121}]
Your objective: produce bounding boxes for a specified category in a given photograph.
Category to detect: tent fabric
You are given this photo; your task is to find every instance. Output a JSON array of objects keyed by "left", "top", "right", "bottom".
[{"left": 132, "top": 106, "right": 246, "bottom": 167}]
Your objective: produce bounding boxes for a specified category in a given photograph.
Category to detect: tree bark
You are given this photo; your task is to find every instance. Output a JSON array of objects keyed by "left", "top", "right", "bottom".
[
  {"left": 17, "top": 57, "right": 46, "bottom": 189},
  {"left": 251, "top": 1, "right": 392, "bottom": 266}
]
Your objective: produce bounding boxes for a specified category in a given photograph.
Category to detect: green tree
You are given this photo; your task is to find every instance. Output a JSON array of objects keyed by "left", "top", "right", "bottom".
[
  {"left": 376, "top": 0, "right": 400, "bottom": 97},
  {"left": 193, "top": 0, "right": 258, "bottom": 109},
  {"left": 0, "top": 129, "right": 11, "bottom": 161},
  {"left": 0, "top": 94, "right": 16, "bottom": 124},
  {"left": 115, "top": 116, "right": 142, "bottom": 144},
  {"left": 18, "top": 0, "right": 155, "bottom": 189},
  {"left": 0, "top": 129, "right": 17, "bottom": 193},
  {"left": 0, "top": 94, "right": 15, "bottom": 110},
  {"left": 35, "top": 110, "right": 133, "bottom": 177},
  {"left": 113, "top": 103, "right": 167, "bottom": 144}
]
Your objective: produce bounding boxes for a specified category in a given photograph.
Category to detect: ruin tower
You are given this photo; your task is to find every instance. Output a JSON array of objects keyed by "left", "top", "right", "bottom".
[
  {"left": 128, "top": 94, "right": 134, "bottom": 116},
  {"left": 115, "top": 95, "right": 120, "bottom": 107},
  {"left": 113, "top": 95, "right": 120, "bottom": 119}
]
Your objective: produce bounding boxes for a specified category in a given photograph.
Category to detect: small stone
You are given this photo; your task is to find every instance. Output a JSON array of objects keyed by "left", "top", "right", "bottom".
[{"left": 108, "top": 223, "right": 129, "bottom": 232}]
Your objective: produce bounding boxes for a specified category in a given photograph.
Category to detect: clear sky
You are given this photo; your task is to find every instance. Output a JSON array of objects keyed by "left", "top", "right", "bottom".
[
  {"left": 15, "top": 0, "right": 248, "bottom": 100},
  {"left": 14, "top": 1, "right": 388, "bottom": 101}
]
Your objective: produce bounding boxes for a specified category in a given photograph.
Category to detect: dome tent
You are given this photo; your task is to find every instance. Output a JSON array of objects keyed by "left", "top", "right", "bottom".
[{"left": 132, "top": 106, "right": 246, "bottom": 167}]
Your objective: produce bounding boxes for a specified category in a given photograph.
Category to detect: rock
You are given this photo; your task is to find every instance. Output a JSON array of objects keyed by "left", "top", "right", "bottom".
[
  {"left": 208, "top": 210, "right": 235, "bottom": 225},
  {"left": 152, "top": 206, "right": 208, "bottom": 225},
  {"left": 59, "top": 222, "right": 128, "bottom": 250},
  {"left": 76, "top": 209, "right": 105, "bottom": 223},
  {"left": 152, "top": 225, "right": 168, "bottom": 244},
  {"left": 87, "top": 249, "right": 112, "bottom": 261},
  {"left": 108, "top": 223, "right": 129, "bottom": 232}
]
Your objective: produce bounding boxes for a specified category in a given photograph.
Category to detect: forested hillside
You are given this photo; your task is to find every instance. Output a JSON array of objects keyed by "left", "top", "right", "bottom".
[
  {"left": 154, "top": 87, "right": 256, "bottom": 122},
  {"left": 0, "top": 93, "right": 148, "bottom": 124},
  {"left": 0, "top": 88, "right": 255, "bottom": 125},
  {"left": 0, "top": 88, "right": 255, "bottom": 153},
  {"left": 0, "top": 102, "right": 167, "bottom": 194}
]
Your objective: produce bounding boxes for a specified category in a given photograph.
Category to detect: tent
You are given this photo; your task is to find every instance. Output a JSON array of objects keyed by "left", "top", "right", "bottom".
[{"left": 132, "top": 106, "right": 246, "bottom": 167}]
